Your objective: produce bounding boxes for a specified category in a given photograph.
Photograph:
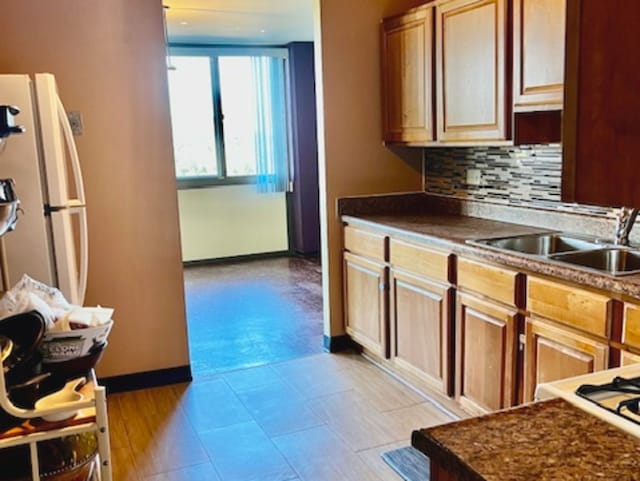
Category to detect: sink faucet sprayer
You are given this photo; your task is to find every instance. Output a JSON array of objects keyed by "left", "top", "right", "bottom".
[{"left": 614, "top": 207, "right": 639, "bottom": 246}]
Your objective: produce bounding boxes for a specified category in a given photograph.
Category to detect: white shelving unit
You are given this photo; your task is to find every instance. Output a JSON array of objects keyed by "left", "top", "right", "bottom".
[{"left": 0, "top": 368, "right": 112, "bottom": 481}]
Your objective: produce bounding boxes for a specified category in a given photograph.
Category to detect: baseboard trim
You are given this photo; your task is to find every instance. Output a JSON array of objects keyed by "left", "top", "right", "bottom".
[
  {"left": 100, "top": 365, "right": 193, "bottom": 394},
  {"left": 291, "top": 250, "right": 321, "bottom": 259},
  {"left": 323, "top": 334, "right": 354, "bottom": 353},
  {"left": 183, "top": 251, "right": 290, "bottom": 267}
]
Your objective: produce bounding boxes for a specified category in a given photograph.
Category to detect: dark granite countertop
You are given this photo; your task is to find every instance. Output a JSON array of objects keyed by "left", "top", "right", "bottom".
[
  {"left": 342, "top": 213, "right": 548, "bottom": 246},
  {"left": 342, "top": 213, "right": 640, "bottom": 300},
  {"left": 411, "top": 398, "right": 640, "bottom": 481}
]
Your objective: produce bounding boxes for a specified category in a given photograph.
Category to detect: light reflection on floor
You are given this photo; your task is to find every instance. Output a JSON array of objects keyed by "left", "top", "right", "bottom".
[{"left": 183, "top": 257, "right": 324, "bottom": 378}]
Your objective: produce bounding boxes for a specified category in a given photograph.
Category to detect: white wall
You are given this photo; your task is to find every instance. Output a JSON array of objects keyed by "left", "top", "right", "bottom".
[{"left": 178, "top": 185, "right": 289, "bottom": 261}]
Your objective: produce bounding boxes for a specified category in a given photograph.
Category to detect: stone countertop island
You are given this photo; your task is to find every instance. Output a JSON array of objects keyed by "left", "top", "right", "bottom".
[{"left": 411, "top": 398, "right": 640, "bottom": 481}]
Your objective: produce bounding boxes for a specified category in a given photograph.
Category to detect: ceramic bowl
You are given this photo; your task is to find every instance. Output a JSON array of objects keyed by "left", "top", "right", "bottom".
[{"left": 34, "top": 378, "right": 85, "bottom": 422}]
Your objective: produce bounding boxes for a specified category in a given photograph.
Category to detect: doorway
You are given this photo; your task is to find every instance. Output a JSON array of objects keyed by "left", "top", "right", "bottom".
[{"left": 166, "top": 43, "right": 322, "bottom": 376}]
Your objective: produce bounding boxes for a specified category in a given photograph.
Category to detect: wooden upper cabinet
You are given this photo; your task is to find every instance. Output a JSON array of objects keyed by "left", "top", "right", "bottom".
[
  {"left": 513, "top": 0, "right": 565, "bottom": 112},
  {"left": 382, "top": 5, "right": 434, "bottom": 143},
  {"left": 436, "top": 0, "right": 509, "bottom": 143},
  {"left": 562, "top": 0, "right": 640, "bottom": 207}
]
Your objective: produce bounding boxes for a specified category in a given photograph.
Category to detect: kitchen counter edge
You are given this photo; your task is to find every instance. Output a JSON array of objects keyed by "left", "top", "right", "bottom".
[{"left": 342, "top": 213, "right": 640, "bottom": 301}]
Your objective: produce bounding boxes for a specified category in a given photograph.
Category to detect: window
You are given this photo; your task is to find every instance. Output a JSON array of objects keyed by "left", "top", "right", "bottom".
[
  {"left": 167, "top": 48, "right": 290, "bottom": 190},
  {"left": 218, "top": 57, "right": 258, "bottom": 177},
  {"left": 168, "top": 56, "right": 218, "bottom": 178}
]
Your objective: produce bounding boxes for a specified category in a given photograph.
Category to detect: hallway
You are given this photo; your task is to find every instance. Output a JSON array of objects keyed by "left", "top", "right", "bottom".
[
  {"left": 109, "top": 351, "right": 455, "bottom": 481},
  {"left": 183, "top": 257, "right": 324, "bottom": 378}
]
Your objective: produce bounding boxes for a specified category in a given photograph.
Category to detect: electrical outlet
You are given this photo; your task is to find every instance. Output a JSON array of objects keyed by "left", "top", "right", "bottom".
[
  {"left": 466, "top": 169, "right": 482, "bottom": 186},
  {"left": 67, "top": 111, "right": 83, "bottom": 136}
]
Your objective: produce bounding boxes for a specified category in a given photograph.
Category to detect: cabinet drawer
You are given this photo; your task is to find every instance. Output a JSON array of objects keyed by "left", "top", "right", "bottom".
[
  {"left": 344, "top": 225, "right": 387, "bottom": 261},
  {"left": 457, "top": 257, "right": 520, "bottom": 307},
  {"left": 527, "top": 276, "right": 612, "bottom": 338},
  {"left": 622, "top": 303, "right": 640, "bottom": 350},
  {"left": 390, "top": 239, "right": 449, "bottom": 283}
]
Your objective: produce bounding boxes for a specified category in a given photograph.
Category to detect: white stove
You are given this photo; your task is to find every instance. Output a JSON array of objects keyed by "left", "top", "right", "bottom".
[{"left": 536, "top": 364, "right": 640, "bottom": 438}]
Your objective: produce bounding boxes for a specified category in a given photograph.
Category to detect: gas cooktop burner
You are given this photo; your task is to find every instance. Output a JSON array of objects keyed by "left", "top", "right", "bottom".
[{"left": 576, "top": 376, "right": 640, "bottom": 425}]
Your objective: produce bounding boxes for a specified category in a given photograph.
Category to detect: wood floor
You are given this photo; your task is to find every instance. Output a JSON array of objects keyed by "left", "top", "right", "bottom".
[{"left": 108, "top": 352, "right": 456, "bottom": 481}]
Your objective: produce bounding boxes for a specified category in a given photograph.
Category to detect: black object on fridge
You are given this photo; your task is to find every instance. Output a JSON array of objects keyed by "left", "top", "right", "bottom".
[{"left": 0, "top": 105, "right": 25, "bottom": 139}]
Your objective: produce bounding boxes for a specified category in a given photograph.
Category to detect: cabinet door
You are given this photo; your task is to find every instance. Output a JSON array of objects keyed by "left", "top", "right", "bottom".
[
  {"left": 391, "top": 269, "right": 453, "bottom": 395},
  {"left": 382, "top": 6, "right": 434, "bottom": 143},
  {"left": 622, "top": 302, "right": 640, "bottom": 351},
  {"left": 455, "top": 292, "right": 518, "bottom": 415},
  {"left": 513, "top": 0, "right": 565, "bottom": 111},
  {"left": 343, "top": 252, "right": 389, "bottom": 358},
  {"left": 562, "top": 0, "right": 640, "bottom": 206},
  {"left": 523, "top": 317, "right": 609, "bottom": 402},
  {"left": 436, "top": 0, "right": 508, "bottom": 142},
  {"left": 620, "top": 350, "right": 640, "bottom": 367}
]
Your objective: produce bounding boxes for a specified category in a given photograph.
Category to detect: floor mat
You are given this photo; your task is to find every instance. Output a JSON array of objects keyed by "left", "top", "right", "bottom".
[{"left": 381, "top": 446, "right": 430, "bottom": 481}]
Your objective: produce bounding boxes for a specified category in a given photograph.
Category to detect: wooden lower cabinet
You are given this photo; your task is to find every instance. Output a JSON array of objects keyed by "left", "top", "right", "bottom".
[
  {"left": 523, "top": 317, "right": 609, "bottom": 401},
  {"left": 343, "top": 251, "right": 388, "bottom": 358},
  {"left": 622, "top": 302, "right": 640, "bottom": 350},
  {"left": 620, "top": 349, "right": 640, "bottom": 366},
  {"left": 455, "top": 292, "right": 518, "bottom": 415},
  {"left": 390, "top": 269, "right": 453, "bottom": 395}
]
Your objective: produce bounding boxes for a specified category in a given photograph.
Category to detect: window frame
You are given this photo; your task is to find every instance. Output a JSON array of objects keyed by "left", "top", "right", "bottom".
[{"left": 167, "top": 45, "right": 289, "bottom": 190}]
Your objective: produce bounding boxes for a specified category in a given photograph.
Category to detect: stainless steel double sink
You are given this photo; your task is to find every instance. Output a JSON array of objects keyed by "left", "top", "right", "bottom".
[{"left": 468, "top": 233, "right": 640, "bottom": 276}]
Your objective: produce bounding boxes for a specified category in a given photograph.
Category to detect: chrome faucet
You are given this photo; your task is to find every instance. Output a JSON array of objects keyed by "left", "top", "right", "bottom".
[{"left": 614, "top": 207, "right": 639, "bottom": 246}]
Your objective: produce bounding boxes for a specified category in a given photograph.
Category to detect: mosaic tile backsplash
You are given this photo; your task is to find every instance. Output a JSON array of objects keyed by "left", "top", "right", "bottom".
[{"left": 424, "top": 145, "right": 618, "bottom": 218}]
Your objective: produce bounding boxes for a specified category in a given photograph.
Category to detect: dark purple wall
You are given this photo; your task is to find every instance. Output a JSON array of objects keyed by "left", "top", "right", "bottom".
[{"left": 287, "top": 42, "right": 320, "bottom": 256}]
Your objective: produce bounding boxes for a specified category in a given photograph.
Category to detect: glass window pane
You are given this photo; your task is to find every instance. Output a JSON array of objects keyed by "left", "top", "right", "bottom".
[
  {"left": 218, "top": 57, "right": 258, "bottom": 176},
  {"left": 167, "top": 56, "right": 218, "bottom": 178}
]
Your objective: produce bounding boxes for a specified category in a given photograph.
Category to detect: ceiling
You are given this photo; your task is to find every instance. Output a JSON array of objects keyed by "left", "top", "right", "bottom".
[{"left": 164, "top": 0, "right": 315, "bottom": 45}]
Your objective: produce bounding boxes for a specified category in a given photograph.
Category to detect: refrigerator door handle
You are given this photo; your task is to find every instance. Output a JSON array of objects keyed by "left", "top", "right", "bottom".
[
  {"left": 71, "top": 204, "right": 89, "bottom": 304},
  {"left": 57, "top": 95, "right": 86, "bottom": 206},
  {"left": 50, "top": 206, "right": 88, "bottom": 305}
]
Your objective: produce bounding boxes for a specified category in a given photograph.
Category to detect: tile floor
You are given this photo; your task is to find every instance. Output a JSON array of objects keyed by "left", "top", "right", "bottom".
[
  {"left": 183, "top": 257, "right": 324, "bottom": 377},
  {"left": 108, "top": 257, "right": 456, "bottom": 480},
  {"left": 108, "top": 352, "right": 456, "bottom": 481}
]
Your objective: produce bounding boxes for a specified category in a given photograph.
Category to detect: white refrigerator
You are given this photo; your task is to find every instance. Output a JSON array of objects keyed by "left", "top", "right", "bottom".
[{"left": 0, "top": 73, "right": 88, "bottom": 305}]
